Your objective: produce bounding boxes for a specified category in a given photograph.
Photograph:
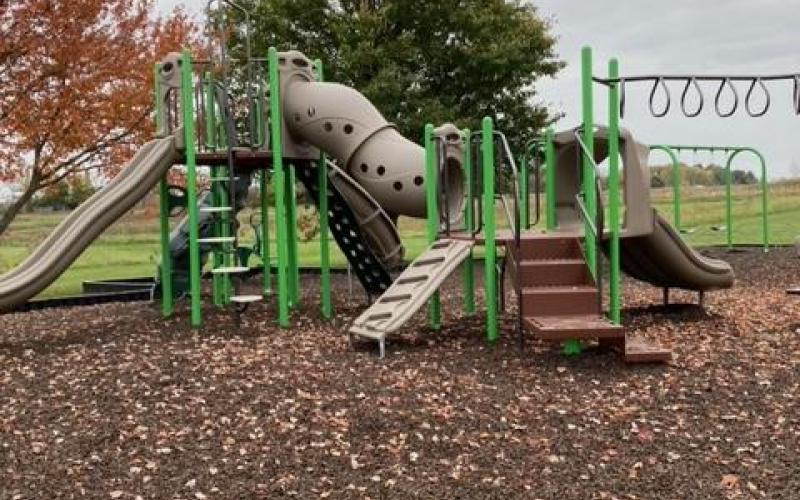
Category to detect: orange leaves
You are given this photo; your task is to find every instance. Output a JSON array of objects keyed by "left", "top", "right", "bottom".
[{"left": 0, "top": 0, "right": 197, "bottom": 188}]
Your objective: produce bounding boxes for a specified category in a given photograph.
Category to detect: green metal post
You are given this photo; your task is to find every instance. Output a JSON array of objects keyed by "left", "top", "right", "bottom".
[
  {"left": 520, "top": 154, "right": 530, "bottom": 229},
  {"left": 726, "top": 148, "right": 769, "bottom": 252},
  {"left": 580, "top": 46, "right": 597, "bottom": 277},
  {"left": 461, "top": 128, "right": 475, "bottom": 315},
  {"left": 315, "top": 59, "right": 332, "bottom": 319},
  {"left": 648, "top": 145, "right": 681, "bottom": 231},
  {"left": 725, "top": 152, "right": 733, "bottom": 249},
  {"left": 424, "top": 124, "right": 441, "bottom": 329},
  {"left": 261, "top": 170, "right": 272, "bottom": 294},
  {"left": 204, "top": 72, "right": 225, "bottom": 306},
  {"left": 180, "top": 50, "right": 202, "bottom": 328},
  {"left": 607, "top": 58, "right": 622, "bottom": 325},
  {"left": 268, "top": 47, "right": 290, "bottom": 327},
  {"left": 482, "top": 117, "right": 497, "bottom": 343},
  {"left": 545, "top": 128, "right": 556, "bottom": 231},
  {"left": 155, "top": 64, "right": 173, "bottom": 318},
  {"left": 286, "top": 164, "right": 300, "bottom": 307}
]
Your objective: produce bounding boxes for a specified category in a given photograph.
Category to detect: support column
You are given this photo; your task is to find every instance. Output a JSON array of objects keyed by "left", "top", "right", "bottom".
[
  {"left": 482, "top": 117, "right": 497, "bottom": 343},
  {"left": 423, "top": 124, "right": 441, "bottom": 329},
  {"left": 461, "top": 128, "right": 475, "bottom": 316},
  {"left": 607, "top": 58, "right": 622, "bottom": 325},
  {"left": 155, "top": 63, "right": 173, "bottom": 317},
  {"left": 315, "top": 59, "right": 332, "bottom": 320}
]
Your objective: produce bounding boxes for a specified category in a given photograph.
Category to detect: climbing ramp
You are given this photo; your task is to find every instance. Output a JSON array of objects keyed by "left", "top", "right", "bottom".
[{"left": 348, "top": 238, "right": 474, "bottom": 357}]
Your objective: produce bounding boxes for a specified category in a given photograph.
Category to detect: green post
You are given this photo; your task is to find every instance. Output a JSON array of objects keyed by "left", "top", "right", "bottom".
[
  {"left": 180, "top": 50, "right": 202, "bottom": 328},
  {"left": 726, "top": 148, "right": 769, "bottom": 252},
  {"left": 260, "top": 170, "right": 272, "bottom": 294},
  {"left": 204, "top": 72, "right": 224, "bottom": 306},
  {"left": 461, "top": 128, "right": 475, "bottom": 315},
  {"left": 268, "top": 47, "right": 290, "bottom": 327},
  {"left": 580, "top": 46, "right": 597, "bottom": 277},
  {"left": 155, "top": 63, "right": 173, "bottom": 318},
  {"left": 724, "top": 151, "right": 733, "bottom": 249},
  {"left": 607, "top": 58, "right": 621, "bottom": 325},
  {"left": 482, "top": 117, "right": 497, "bottom": 343},
  {"left": 519, "top": 154, "right": 530, "bottom": 229},
  {"left": 424, "top": 124, "right": 441, "bottom": 329},
  {"left": 315, "top": 59, "right": 332, "bottom": 319},
  {"left": 649, "top": 145, "right": 681, "bottom": 231},
  {"left": 286, "top": 164, "right": 300, "bottom": 307},
  {"left": 544, "top": 128, "right": 556, "bottom": 231}
]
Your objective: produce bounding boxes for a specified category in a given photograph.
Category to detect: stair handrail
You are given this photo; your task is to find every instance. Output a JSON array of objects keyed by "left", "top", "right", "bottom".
[{"left": 523, "top": 138, "right": 545, "bottom": 229}]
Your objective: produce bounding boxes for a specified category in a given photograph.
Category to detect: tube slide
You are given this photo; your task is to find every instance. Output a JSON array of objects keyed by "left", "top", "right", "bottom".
[{"left": 0, "top": 135, "right": 179, "bottom": 310}]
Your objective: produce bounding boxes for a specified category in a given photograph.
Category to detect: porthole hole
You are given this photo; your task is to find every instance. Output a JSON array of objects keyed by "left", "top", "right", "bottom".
[
  {"left": 343, "top": 124, "right": 354, "bottom": 134},
  {"left": 414, "top": 176, "right": 423, "bottom": 186},
  {"left": 393, "top": 181, "right": 403, "bottom": 191},
  {"left": 376, "top": 165, "right": 385, "bottom": 176}
]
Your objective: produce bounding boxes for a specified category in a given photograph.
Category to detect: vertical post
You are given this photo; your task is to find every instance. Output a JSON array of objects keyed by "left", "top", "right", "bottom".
[
  {"left": 155, "top": 63, "right": 173, "bottom": 318},
  {"left": 180, "top": 50, "right": 202, "bottom": 328},
  {"left": 545, "top": 128, "right": 556, "bottom": 231},
  {"left": 580, "top": 46, "right": 597, "bottom": 276},
  {"left": 260, "top": 169, "right": 271, "bottom": 294},
  {"left": 607, "top": 58, "right": 621, "bottom": 325},
  {"left": 205, "top": 72, "right": 224, "bottom": 306},
  {"left": 670, "top": 148, "right": 681, "bottom": 231},
  {"left": 724, "top": 150, "right": 733, "bottom": 249},
  {"left": 268, "top": 47, "right": 290, "bottom": 327},
  {"left": 461, "top": 128, "right": 475, "bottom": 315},
  {"left": 482, "top": 117, "right": 497, "bottom": 343},
  {"left": 424, "top": 124, "right": 441, "bottom": 329},
  {"left": 758, "top": 151, "right": 769, "bottom": 253},
  {"left": 315, "top": 59, "right": 332, "bottom": 319},
  {"left": 286, "top": 164, "right": 300, "bottom": 307},
  {"left": 519, "top": 153, "right": 530, "bottom": 229}
]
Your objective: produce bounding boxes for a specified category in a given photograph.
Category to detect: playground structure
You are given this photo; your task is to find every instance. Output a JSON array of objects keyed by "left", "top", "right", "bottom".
[
  {"left": 1, "top": 0, "right": 799, "bottom": 363},
  {"left": 649, "top": 143, "right": 769, "bottom": 250}
]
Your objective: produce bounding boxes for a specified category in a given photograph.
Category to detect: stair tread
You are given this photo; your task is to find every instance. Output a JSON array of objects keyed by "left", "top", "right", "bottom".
[
  {"left": 526, "top": 314, "right": 621, "bottom": 331},
  {"left": 200, "top": 206, "right": 233, "bottom": 213},
  {"left": 523, "top": 285, "right": 597, "bottom": 293},
  {"left": 211, "top": 266, "right": 249, "bottom": 274},
  {"left": 518, "top": 258, "right": 586, "bottom": 265},
  {"left": 198, "top": 236, "right": 236, "bottom": 243},
  {"left": 230, "top": 294, "right": 261, "bottom": 303},
  {"left": 624, "top": 338, "right": 672, "bottom": 363}
]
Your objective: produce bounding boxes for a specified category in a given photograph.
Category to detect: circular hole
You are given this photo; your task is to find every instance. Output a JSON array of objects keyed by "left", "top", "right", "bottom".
[
  {"left": 343, "top": 124, "right": 354, "bottom": 134},
  {"left": 360, "top": 163, "right": 368, "bottom": 173},
  {"left": 323, "top": 122, "right": 333, "bottom": 132},
  {"left": 358, "top": 263, "right": 365, "bottom": 270},
  {"left": 380, "top": 283, "right": 388, "bottom": 290},
  {"left": 414, "top": 176, "right": 423, "bottom": 186},
  {"left": 350, "top": 250, "right": 357, "bottom": 257},
  {"left": 307, "top": 107, "right": 316, "bottom": 118},
  {"left": 342, "top": 236, "right": 349, "bottom": 244},
  {"left": 334, "top": 223, "right": 341, "bottom": 230},
  {"left": 328, "top": 210, "right": 335, "bottom": 218},
  {"left": 356, "top": 243, "right": 365, "bottom": 251},
  {"left": 349, "top": 230, "right": 357, "bottom": 237},
  {"left": 376, "top": 165, "right": 385, "bottom": 176},
  {"left": 292, "top": 57, "right": 309, "bottom": 68},
  {"left": 393, "top": 181, "right": 403, "bottom": 191},
  {"left": 162, "top": 62, "right": 174, "bottom": 73}
]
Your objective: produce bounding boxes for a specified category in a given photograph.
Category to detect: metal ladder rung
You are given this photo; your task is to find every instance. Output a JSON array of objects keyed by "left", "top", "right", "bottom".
[
  {"left": 209, "top": 176, "right": 240, "bottom": 182},
  {"left": 198, "top": 237, "right": 235, "bottom": 244},
  {"left": 230, "top": 294, "right": 261, "bottom": 304},
  {"left": 200, "top": 206, "right": 233, "bottom": 213},
  {"left": 211, "top": 266, "right": 249, "bottom": 274}
]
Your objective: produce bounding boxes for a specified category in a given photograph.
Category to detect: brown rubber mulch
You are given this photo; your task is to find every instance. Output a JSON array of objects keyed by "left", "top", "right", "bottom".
[{"left": 1, "top": 247, "right": 798, "bottom": 499}]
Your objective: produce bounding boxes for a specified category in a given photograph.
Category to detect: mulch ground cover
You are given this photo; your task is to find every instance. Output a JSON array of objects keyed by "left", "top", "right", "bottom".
[{"left": 1, "top": 246, "right": 798, "bottom": 499}]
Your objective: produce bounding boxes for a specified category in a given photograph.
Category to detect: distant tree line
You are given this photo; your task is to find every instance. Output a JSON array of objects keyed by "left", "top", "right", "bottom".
[{"left": 649, "top": 164, "right": 758, "bottom": 188}]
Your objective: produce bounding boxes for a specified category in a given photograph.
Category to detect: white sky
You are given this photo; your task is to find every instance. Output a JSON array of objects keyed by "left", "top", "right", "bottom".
[{"left": 157, "top": 0, "right": 800, "bottom": 178}]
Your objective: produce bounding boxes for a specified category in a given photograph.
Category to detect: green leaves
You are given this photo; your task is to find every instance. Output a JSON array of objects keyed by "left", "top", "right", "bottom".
[{"left": 240, "top": 0, "right": 563, "bottom": 148}]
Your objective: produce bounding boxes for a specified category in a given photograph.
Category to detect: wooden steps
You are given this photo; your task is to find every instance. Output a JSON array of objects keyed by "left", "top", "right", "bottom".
[{"left": 509, "top": 233, "right": 670, "bottom": 363}]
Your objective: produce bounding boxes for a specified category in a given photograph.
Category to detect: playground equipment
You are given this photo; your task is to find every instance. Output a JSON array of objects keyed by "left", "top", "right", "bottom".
[{"left": 649, "top": 144, "right": 769, "bottom": 251}]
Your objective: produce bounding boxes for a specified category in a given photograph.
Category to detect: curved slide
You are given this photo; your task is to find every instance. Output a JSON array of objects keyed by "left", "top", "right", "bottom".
[
  {"left": 0, "top": 135, "right": 179, "bottom": 310},
  {"left": 616, "top": 211, "right": 734, "bottom": 291}
]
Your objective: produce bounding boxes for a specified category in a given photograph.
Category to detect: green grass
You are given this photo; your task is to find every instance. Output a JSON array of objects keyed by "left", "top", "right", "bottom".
[{"left": 1, "top": 180, "right": 798, "bottom": 299}]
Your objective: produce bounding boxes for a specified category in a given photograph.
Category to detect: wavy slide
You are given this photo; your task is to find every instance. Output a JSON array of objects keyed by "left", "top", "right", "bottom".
[{"left": 0, "top": 135, "right": 179, "bottom": 310}]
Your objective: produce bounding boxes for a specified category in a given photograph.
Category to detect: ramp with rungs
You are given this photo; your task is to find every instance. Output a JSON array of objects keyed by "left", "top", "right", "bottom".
[{"left": 349, "top": 238, "right": 474, "bottom": 357}]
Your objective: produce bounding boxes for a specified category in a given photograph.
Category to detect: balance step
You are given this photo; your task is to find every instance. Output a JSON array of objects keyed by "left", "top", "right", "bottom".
[
  {"left": 211, "top": 266, "right": 249, "bottom": 274},
  {"left": 513, "top": 235, "right": 583, "bottom": 261},
  {"left": 198, "top": 236, "right": 235, "bottom": 244},
  {"left": 200, "top": 206, "right": 233, "bottom": 213},
  {"left": 509, "top": 258, "right": 590, "bottom": 288},
  {"left": 524, "top": 314, "right": 623, "bottom": 341},
  {"left": 623, "top": 338, "right": 672, "bottom": 363},
  {"left": 209, "top": 176, "right": 240, "bottom": 182},
  {"left": 230, "top": 294, "right": 261, "bottom": 304},
  {"left": 521, "top": 285, "right": 598, "bottom": 317},
  {"left": 349, "top": 238, "right": 474, "bottom": 356}
]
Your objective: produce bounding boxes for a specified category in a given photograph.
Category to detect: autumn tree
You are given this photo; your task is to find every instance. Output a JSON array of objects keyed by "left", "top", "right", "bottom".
[{"left": 0, "top": 0, "right": 196, "bottom": 235}]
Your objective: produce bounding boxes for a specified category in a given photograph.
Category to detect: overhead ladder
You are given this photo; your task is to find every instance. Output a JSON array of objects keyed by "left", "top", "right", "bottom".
[{"left": 348, "top": 238, "right": 474, "bottom": 357}]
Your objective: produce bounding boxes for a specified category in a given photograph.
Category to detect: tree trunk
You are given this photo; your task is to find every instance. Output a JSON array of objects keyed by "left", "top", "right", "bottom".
[{"left": 0, "top": 175, "right": 40, "bottom": 237}]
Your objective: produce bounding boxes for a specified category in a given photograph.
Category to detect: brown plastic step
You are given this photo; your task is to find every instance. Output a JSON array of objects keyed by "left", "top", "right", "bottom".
[
  {"left": 524, "top": 314, "right": 624, "bottom": 341},
  {"left": 515, "top": 236, "right": 583, "bottom": 261},
  {"left": 509, "top": 258, "right": 591, "bottom": 288},
  {"left": 520, "top": 285, "right": 599, "bottom": 317},
  {"left": 623, "top": 338, "right": 672, "bottom": 363}
]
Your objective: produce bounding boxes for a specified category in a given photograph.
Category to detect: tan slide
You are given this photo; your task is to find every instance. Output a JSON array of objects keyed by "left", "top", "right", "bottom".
[
  {"left": 348, "top": 238, "right": 474, "bottom": 357},
  {"left": 0, "top": 135, "right": 179, "bottom": 309}
]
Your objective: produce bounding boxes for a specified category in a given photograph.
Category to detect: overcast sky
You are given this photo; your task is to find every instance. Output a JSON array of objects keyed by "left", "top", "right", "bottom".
[{"left": 157, "top": 0, "right": 800, "bottom": 178}]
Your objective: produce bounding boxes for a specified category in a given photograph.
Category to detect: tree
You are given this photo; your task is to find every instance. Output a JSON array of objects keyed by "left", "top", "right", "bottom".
[
  {"left": 0, "top": 0, "right": 196, "bottom": 235},
  {"left": 229, "top": 0, "right": 563, "bottom": 147}
]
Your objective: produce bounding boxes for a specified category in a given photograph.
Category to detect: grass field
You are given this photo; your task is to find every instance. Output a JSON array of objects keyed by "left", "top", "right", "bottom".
[{"left": 1, "top": 180, "right": 798, "bottom": 298}]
